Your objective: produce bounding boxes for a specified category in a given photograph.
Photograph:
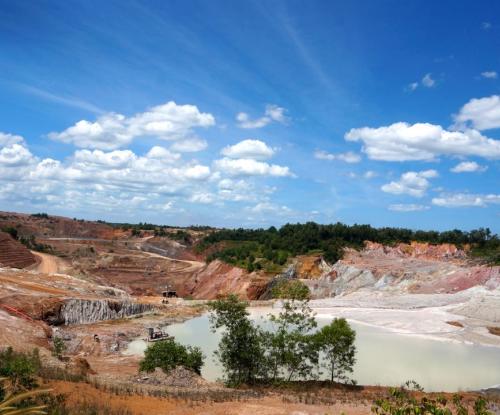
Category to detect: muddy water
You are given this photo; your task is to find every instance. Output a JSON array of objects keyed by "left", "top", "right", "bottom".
[{"left": 125, "top": 309, "right": 500, "bottom": 392}]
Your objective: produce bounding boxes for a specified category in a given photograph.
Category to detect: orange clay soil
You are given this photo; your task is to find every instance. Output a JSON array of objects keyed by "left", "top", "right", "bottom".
[
  {"left": 43, "top": 380, "right": 495, "bottom": 415},
  {"left": 43, "top": 380, "right": 374, "bottom": 415}
]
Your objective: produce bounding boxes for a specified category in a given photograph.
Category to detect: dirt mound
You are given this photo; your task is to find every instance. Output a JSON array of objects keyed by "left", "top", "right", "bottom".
[
  {"left": 364, "top": 241, "right": 467, "bottom": 262},
  {"left": 0, "top": 211, "right": 115, "bottom": 239},
  {"left": 135, "top": 366, "right": 208, "bottom": 388},
  {"left": 186, "top": 259, "right": 270, "bottom": 299},
  {"left": 0, "top": 231, "right": 37, "bottom": 268}
]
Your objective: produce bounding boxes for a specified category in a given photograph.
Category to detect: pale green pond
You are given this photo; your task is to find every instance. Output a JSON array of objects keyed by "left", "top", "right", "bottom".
[{"left": 125, "top": 310, "right": 500, "bottom": 392}]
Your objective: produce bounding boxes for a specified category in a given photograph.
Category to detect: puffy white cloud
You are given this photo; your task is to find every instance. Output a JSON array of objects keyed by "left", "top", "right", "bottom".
[
  {"left": 381, "top": 170, "right": 438, "bottom": 198},
  {"left": 421, "top": 73, "right": 436, "bottom": 88},
  {"left": 432, "top": 193, "right": 500, "bottom": 208},
  {"left": 0, "top": 132, "right": 25, "bottom": 147},
  {"left": 170, "top": 138, "right": 207, "bottom": 152},
  {"left": 221, "top": 139, "right": 275, "bottom": 160},
  {"left": 146, "top": 146, "right": 181, "bottom": 162},
  {"left": 453, "top": 95, "right": 500, "bottom": 131},
  {"left": 236, "top": 104, "right": 288, "bottom": 129},
  {"left": 364, "top": 170, "right": 377, "bottom": 179},
  {"left": 0, "top": 143, "right": 35, "bottom": 166},
  {"left": 388, "top": 204, "right": 430, "bottom": 212},
  {"left": 0, "top": 128, "right": 296, "bottom": 216},
  {"left": 481, "top": 71, "right": 498, "bottom": 79},
  {"left": 214, "top": 157, "right": 293, "bottom": 177},
  {"left": 450, "top": 161, "right": 487, "bottom": 173},
  {"left": 73, "top": 149, "right": 136, "bottom": 168},
  {"left": 314, "top": 150, "right": 361, "bottom": 163},
  {"left": 345, "top": 122, "right": 500, "bottom": 161},
  {"left": 49, "top": 101, "right": 215, "bottom": 150}
]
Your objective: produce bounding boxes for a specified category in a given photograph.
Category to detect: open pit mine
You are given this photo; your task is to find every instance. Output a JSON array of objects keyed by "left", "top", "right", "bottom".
[{"left": 0, "top": 211, "right": 499, "bottom": 414}]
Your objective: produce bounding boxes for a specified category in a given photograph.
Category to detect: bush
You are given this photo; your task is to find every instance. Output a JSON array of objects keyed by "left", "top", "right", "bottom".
[
  {"left": 0, "top": 348, "right": 41, "bottom": 394},
  {"left": 52, "top": 338, "right": 66, "bottom": 360},
  {"left": 271, "top": 280, "right": 310, "bottom": 300},
  {"left": 139, "top": 339, "right": 204, "bottom": 375},
  {"left": 371, "top": 381, "right": 493, "bottom": 415},
  {"left": 1, "top": 227, "right": 18, "bottom": 240}
]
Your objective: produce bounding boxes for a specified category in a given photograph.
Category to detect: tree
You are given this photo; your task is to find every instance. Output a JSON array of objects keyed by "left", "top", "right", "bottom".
[
  {"left": 271, "top": 279, "right": 310, "bottom": 300},
  {"left": 52, "top": 337, "right": 66, "bottom": 360},
  {"left": 209, "top": 295, "right": 265, "bottom": 386},
  {"left": 139, "top": 339, "right": 204, "bottom": 375},
  {"left": 316, "top": 318, "right": 356, "bottom": 383},
  {"left": 265, "top": 298, "right": 318, "bottom": 381}
]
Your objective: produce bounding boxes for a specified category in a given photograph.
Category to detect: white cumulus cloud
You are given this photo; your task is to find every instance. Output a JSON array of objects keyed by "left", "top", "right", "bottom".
[
  {"left": 49, "top": 101, "right": 215, "bottom": 150},
  {"left": 381, "top": 170, "right": 438, "bottom": 198},
  {"left": 453, "top": 95, "right": 500, "bottom": 131},
  {"left": 214, "top": 157, "right": 293, "bottom": 177},
  {"left": 221, "top": 139, "right": 275, "bottom": 160},
  {"left": 345, "top": 122, "right": 500, "bottom": 161},
  {"left": 450, "top": 161, "right": 487, "bottom": 173},
  {"left": 432, "top": 193, "right": 500, "bottom": 208}
]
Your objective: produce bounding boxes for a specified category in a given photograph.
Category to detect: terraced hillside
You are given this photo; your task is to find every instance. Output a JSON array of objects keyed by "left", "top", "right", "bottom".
[{"left": 0, "top": 231, "right": 37, "bottom": 268}]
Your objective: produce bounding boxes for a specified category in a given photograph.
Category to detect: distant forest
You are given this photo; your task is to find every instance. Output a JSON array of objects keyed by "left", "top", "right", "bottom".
[{"left": 197, "top": 222, "right": 500, "bottom": 270}]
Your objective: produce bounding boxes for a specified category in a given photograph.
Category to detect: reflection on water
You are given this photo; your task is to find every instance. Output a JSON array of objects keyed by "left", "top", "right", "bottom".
[{"left": 125, "top": 309, "right": 500, "bottom": 392}]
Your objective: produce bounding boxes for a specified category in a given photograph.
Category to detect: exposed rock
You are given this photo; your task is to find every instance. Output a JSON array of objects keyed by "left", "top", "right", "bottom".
[{"left": 59, "top": 299, "right": 154, "bottom": 325}]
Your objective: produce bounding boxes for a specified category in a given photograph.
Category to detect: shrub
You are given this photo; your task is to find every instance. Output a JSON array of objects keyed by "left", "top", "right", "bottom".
[
  {"left": 0, "top": 348, "right": 41, "bottom": 394},
  {"left": 139, "top": 339, "right": 204, "bottom": 375},
  {"left": 371, "top": 381, "right": 493, "bottom": 415},
  {"left": 271, "top": 280, "right": 310, "bottom": 300},
  {"left": 52, "top": 338, "right": 66, "bottom": 360}
]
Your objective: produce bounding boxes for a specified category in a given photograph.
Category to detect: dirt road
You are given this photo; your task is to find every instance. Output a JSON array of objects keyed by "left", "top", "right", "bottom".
[{"left": 31, "top": 252, "right": 64, "bottom": 274}]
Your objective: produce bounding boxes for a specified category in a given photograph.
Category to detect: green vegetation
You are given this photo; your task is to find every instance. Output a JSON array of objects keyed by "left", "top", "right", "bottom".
[
  {"left": 0, "top": 348, "right": 41, "bottom": 395},
  {"left": 271, "top": 280, "right": 310, "bottom": 300},
  {"left": 51, "top": 338, "right": 66, "bottom": 360},
  {"left": 18, "top": 235, "right": 53, "bottom": 254},
  {"left": 372, "top": 381, "right": 492, "bottom": 415},
  {"left": 0, "top": 226, "right": 53, "bottom": 254},
  {"left": 198, "top": 222, "right": 500, "bottom": 269},
  {"left": 209, "top": 295, "right": 265, "bottom": 386},
  {"left": 316, "top": 318, "right": 356, "bottom": 383},
  {"left": 1, "top": 227, "right": 18, "bottom": 240},
  {"left": 209, "top": 294, "right": 357, "bottom": 386},
  {"left": 139, "top": 338, "right": 204, "bottom": 375}
]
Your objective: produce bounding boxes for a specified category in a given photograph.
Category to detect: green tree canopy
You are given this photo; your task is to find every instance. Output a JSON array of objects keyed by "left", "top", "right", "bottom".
[
  {"left": 315, "top": 318, "right": 356, "bottom": 383},
  {"left": 139, "top": 339, "right": 204, "bottom": 375}
]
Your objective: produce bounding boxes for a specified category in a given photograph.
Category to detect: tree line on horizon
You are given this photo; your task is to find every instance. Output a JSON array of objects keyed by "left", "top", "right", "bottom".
[{"left": 197, "top": 222, "right": 499, "bottom": 268}]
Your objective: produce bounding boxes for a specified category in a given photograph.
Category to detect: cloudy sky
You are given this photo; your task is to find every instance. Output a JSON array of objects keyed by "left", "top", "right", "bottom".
[{"left": 0, "top": 0, "right": 499, "bottom": 230}]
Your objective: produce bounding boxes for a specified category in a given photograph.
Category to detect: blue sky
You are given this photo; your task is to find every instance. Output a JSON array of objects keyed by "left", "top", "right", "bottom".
[{"left": 0, "top": 0, "right": 499, "bottom": 231}]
